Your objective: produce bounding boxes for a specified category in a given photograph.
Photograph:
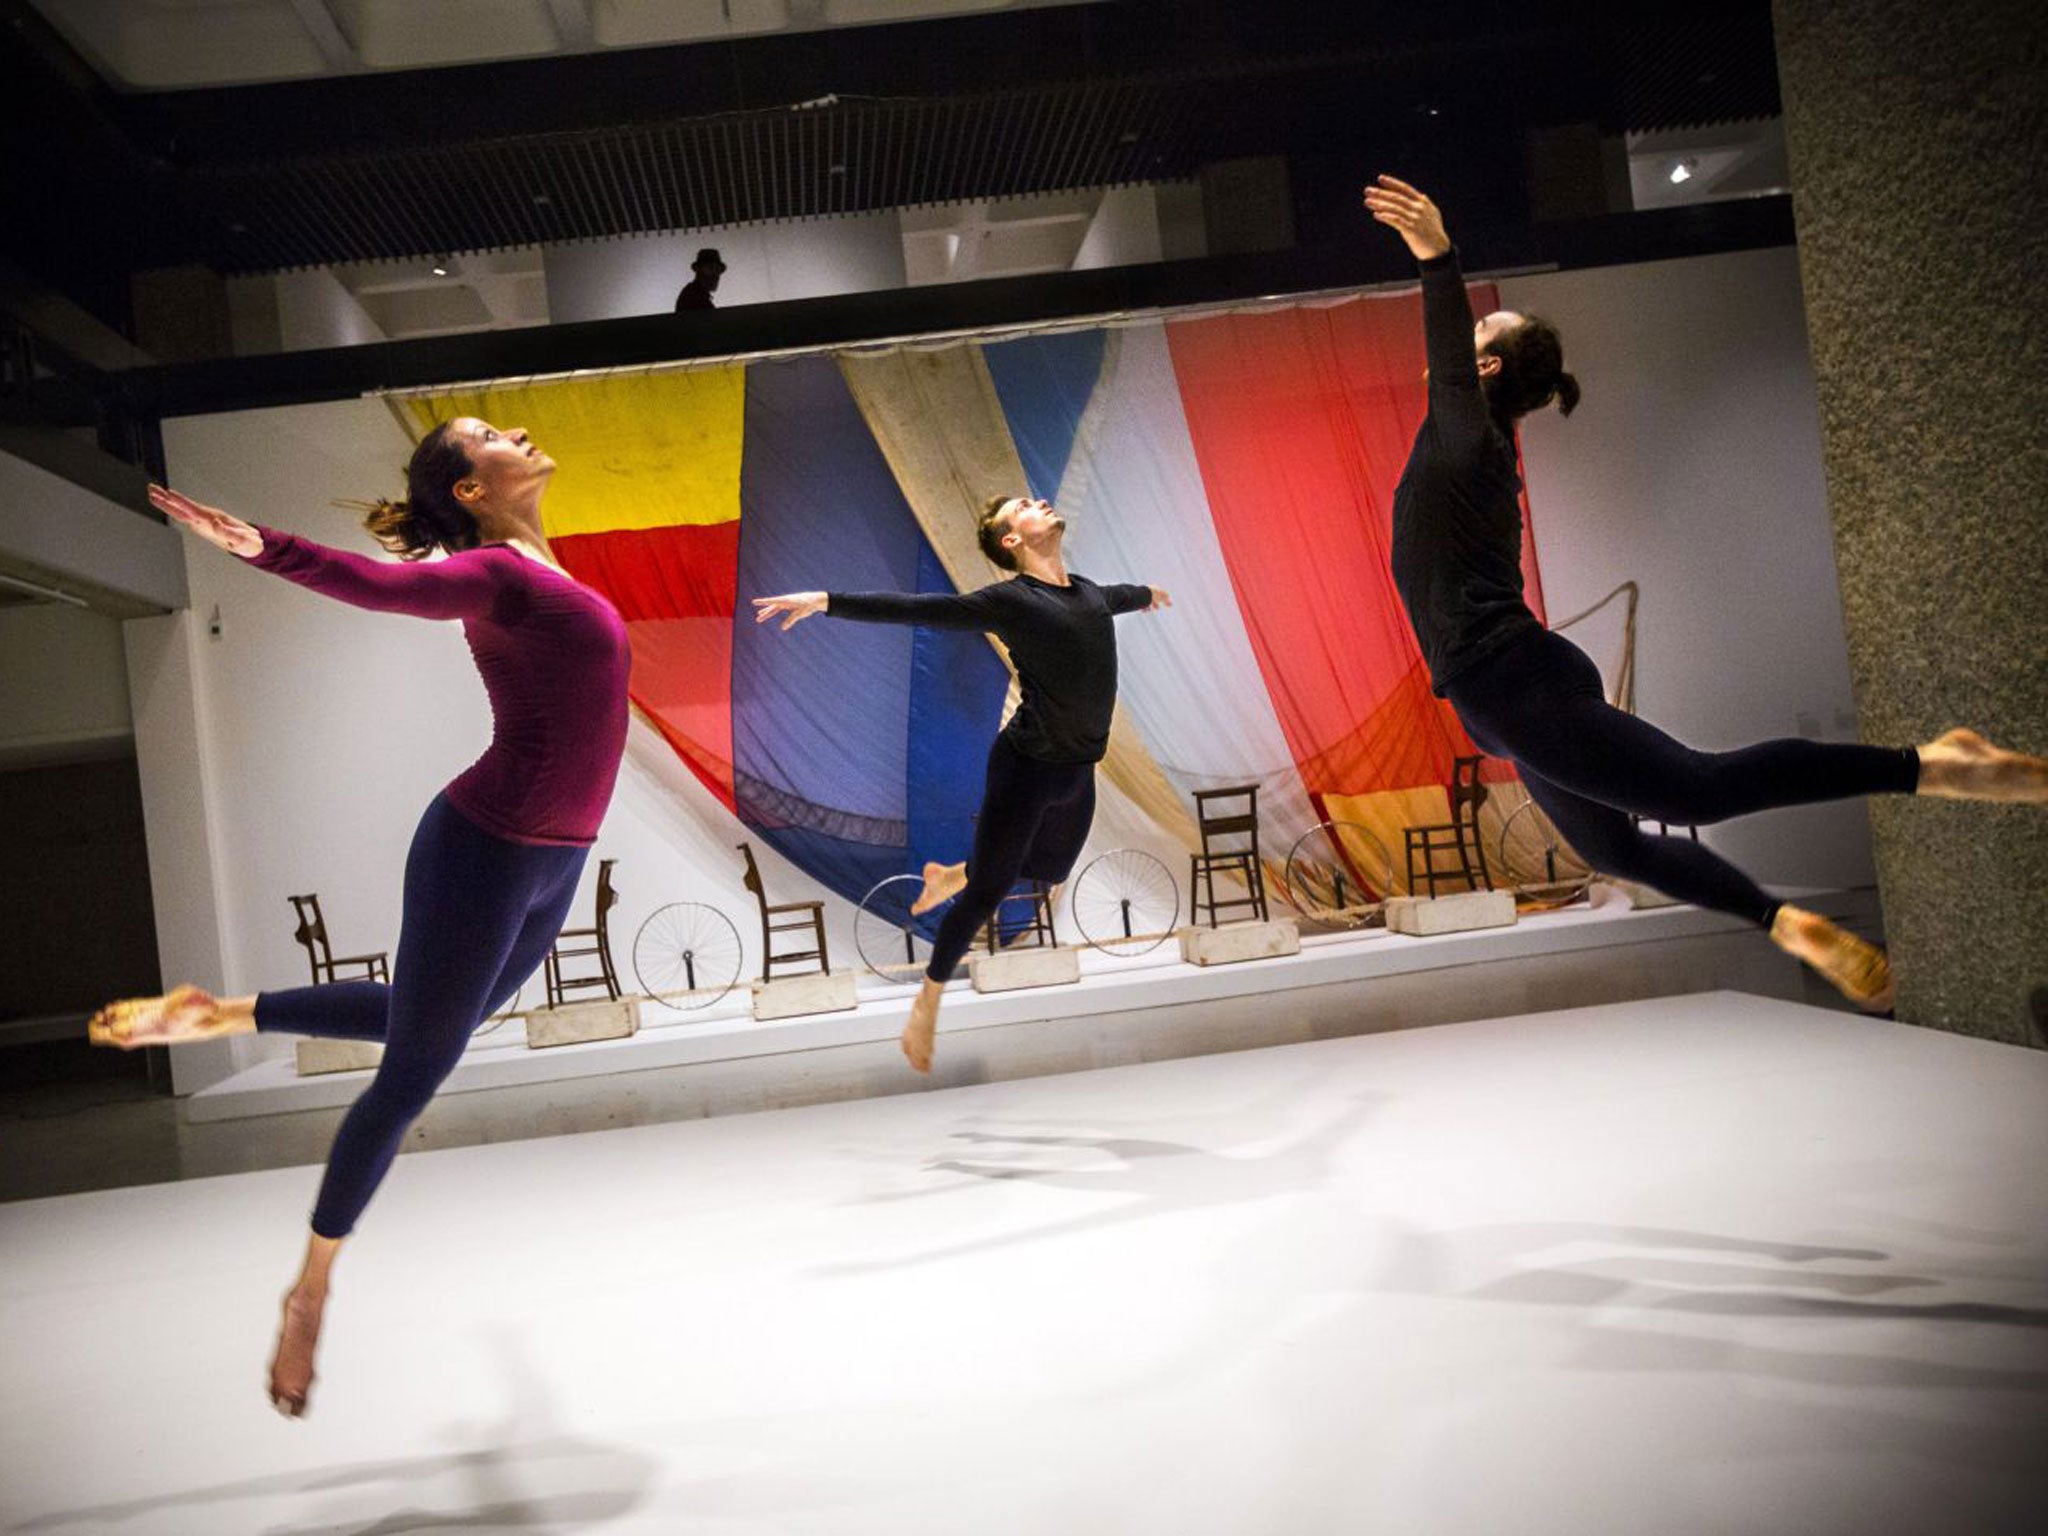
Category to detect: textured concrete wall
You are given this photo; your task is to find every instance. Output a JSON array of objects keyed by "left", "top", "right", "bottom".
[{"left": 1774, "top": 0, "right": 2047, "bottom": 1044}]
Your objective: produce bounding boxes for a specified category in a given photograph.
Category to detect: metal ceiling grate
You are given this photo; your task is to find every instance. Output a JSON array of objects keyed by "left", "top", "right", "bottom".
[
  {"left": 194, "top": 78, "right": 1204, "bottom": 273},
  {"left": 1615, "top": 10, "right": 1782, "bottom": 133}
]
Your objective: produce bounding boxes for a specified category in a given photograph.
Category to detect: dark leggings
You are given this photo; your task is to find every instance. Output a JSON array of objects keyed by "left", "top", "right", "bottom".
[
  {"left": 256, "top": 794, "right": 587, "bottom": 1238},
  {"left": 928, "top": 736, "right": 1097, "bottom": 983},
  {"left": 1444, "top": 629, "right": 1919, "bottom": 928}
]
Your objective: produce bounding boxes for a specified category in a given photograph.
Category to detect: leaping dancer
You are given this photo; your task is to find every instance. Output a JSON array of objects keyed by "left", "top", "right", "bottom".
[
  {"left": 753, "top": 495, "right": 1169, "bottom": 1072},
  {"left": 1362, "top": 173, "right": 2045, "bottom": 1008},
  {"left": 89, "top": 419, "right": 630, "bottom": 1415}
]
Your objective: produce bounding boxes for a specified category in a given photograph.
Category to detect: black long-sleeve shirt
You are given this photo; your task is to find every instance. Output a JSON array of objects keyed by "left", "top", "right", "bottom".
[
  {"left": 827, "top": 573, "right": 1154, "bottom": 764},
  {"left": 1390, "top": 249, "right": 1542, "bottom": 695}
]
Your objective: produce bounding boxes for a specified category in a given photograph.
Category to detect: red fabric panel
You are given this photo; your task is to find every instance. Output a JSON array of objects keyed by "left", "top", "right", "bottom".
[
  {"left": 555, "top": 524, "right": 737, "bottom": 810},
  {"left": 554, "top": 522, "right": 739, "bottom": 622},
  {"left": 1166, "top": 286, "right": 1543, "bottom": 797}
]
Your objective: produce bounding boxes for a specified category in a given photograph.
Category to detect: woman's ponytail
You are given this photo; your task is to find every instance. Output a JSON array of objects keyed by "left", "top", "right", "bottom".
[
  {"left": 1483, "top": 316, "right": 1580, "bottom": 423},
  {"left": 346, "top": 421, "right": 483, "bottom": 560}
]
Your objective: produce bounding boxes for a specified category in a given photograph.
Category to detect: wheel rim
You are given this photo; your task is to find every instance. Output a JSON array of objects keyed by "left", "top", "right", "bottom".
[
  {"left": 856, "top": 874, "right": 935, "bottom": 981},
  {"left": 1283, "top": 821, "right": 1392, "bottom": 926},
  {"left": 1069, "top": 849, "right": 1178, "bottom": 955},
  {"left": 632, "top": 902, "right": 744, "bottom": 1012}
]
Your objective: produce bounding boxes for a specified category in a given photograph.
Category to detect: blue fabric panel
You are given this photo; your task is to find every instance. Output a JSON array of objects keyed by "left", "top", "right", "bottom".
[
  {"left": 981, "top": 330, "right": 1109, "bottom": 501},
  {"left": 732, "top": 355, "right": 921, "bottom": 903},
  {"left": 732, "top": 353, "right": 1009, "bottom": 913}
]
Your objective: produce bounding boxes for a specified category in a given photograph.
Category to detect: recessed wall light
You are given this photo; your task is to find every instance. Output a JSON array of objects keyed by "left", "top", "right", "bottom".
[{"left": 1668, "top": 159, "right": 1696, "bottom": 185}]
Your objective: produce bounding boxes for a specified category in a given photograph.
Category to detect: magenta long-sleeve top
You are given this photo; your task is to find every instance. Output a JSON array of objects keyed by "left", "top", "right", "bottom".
[{"left": 245, "top": 526, "right": 631, "bottom": 846}]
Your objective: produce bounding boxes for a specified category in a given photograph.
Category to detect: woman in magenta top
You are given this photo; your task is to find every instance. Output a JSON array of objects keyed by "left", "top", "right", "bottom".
[{"left": 90, "top": 417, "right": 630, "bottom": 1416}]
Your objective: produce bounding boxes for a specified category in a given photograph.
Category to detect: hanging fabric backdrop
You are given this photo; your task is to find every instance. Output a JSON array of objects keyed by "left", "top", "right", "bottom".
[{"left": 394, "top": 280, "right": 1554, "bottom": 911}]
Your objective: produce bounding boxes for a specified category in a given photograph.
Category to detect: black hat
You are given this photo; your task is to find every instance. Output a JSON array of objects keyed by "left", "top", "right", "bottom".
[{"left": 693, "top": 247, "right": 727, "bottom": 272}]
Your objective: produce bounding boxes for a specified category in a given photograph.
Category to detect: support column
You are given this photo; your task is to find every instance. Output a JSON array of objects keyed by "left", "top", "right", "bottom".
[{"left": 1774, "top": 0, "right": 2047, "bottom": 1042}]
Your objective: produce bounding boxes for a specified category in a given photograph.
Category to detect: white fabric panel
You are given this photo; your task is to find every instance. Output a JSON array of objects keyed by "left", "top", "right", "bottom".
[{"left": 1058, "top": 324, "right": 1321, "bottom": 861}]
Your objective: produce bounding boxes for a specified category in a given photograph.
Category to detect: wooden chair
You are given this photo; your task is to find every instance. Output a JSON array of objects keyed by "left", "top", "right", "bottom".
[
  {"left": 980, "top": 881, "right": 1059, "bottom": 954},
  {"left": 544, "top": 857, "right": 622, "bottom": 1007},
  {"left": 738, "top": 842, "right": 830, "bottom": 981},
  {"left": 287, "top": 894, "right": 389, "bottom": 985},
  {"left": 1403, "top": 756, "right": 1495, "bottom": 897},
  {"left": 1189, "top": 784, "right": 1268, "bottom": 927}
]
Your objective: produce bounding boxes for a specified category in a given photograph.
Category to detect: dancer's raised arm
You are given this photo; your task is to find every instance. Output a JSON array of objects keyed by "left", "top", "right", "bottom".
[
  {"left": 152, "top": 483, "right": 502, "bottom": 623},
  {"left": 1362, "top": 175, "right": 1491, "bottom": 436}
]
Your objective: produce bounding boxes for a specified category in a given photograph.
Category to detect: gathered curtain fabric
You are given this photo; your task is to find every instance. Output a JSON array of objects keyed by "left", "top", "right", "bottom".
[{"left": 392, "top": 276, "right": 1574, "bottom": 911}]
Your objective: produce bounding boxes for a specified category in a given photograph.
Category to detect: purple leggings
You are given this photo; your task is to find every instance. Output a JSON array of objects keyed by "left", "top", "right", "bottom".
[
  {"left": 257, "top": 794, "right": 586, "bottom": 1237},
  {"left": 1444, "top": 629, "right": 1919, "bottom": 928}
]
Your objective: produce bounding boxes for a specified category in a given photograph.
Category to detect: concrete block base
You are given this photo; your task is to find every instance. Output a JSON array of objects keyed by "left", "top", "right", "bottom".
[
  {"left": 294, "top": 1039, "right": 384, "bottom": 1077},
  {"left": 1178, "top": 918, "right": 1302, "bottom": 966},
  {"left": 970, "top": 945, "right": 1082, "bottom": 993},
  {"left": 1385, "top": 890, "right": 1518, "bottom": 936},
  {"left": 752, "top": 970, "right": 859, "bottom": 1022},
  {"left": 1600, "top": 879, "right": 1680, "bottom": 910},
  {"left": 525, "top": 996, "right": 640, "bottom": 1049}
]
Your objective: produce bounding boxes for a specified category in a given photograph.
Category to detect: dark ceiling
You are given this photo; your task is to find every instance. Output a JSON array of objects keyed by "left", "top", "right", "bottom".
[{"left": 1, "top": 0, "right": 1780, "bottom": 329}]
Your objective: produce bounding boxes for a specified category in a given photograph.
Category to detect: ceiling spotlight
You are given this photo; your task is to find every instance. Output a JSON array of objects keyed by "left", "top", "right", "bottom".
[
  {"left": 1668, "top": 159, "right": 1696, "bottom": 185},
  {"left": 430, "top": 259, "right": 450, "bottom": 276}
]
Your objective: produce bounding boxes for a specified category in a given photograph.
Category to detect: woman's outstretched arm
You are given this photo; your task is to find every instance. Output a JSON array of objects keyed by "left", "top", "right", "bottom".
[{"left": 151, "top": 483, "right": 503, "bottom": 622}]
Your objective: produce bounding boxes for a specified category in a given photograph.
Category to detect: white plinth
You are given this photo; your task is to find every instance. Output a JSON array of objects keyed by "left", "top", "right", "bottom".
[
  {"left": 751, "top": 970, "right": 859, "bottom": 1022},
  {"left": 1178, "top": 918, "right": 1302, "bottom": 966},
  {"left": 969, "top": 945, "right": 1082, "bottom": 993},
  {"left": 294, "top": 1039, "right": 384, "bottom": 1077},
  {"left": 525, "top": 995, "right": 640, "bottom": 1049},
  {"left": 1384, "top": 890, "right": 1518, "bottom": 936},
  {"left": 1599, "top": 878, "right": 1680, "bottom": 910}
]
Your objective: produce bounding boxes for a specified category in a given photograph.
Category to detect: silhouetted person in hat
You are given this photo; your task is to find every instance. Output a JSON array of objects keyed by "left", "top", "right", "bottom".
[{"left": 675, "top": 247, "right": 726, "bottom": 312}]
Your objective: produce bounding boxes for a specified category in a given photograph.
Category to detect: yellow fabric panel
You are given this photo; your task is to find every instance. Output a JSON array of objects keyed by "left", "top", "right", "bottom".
[
  {"left": 1319, "top": 787, "right": 1452, "bottom": 898},
  {"left": 392, "top": 369, "right": 745, "bottom": 535},
  {"left": 1481, "top": 783, "right": 1592, "bottom": 885},
  {"left": 837, "top": 345, "right": 1202, "bottom": 855}
]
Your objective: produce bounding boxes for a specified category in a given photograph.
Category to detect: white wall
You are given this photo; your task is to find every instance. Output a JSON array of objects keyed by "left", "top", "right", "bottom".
[
  {"left": 140, "top": 242, "right": 1871, "bottom": 1093},
  {"left": 1501, "top": 245, "right": 1875, "bottom": 890},
  {"left": 543, "top": 211, "right": 910, "bottom": 322},
  {"left": 1072, "top": 185, "right": 1164, "bottom": 271},
  {"left": 0, "top": 604, "right": 133, "bottom": 767},
  {"left": 274, "top": 269, "right": 386, "bottom": 352}
]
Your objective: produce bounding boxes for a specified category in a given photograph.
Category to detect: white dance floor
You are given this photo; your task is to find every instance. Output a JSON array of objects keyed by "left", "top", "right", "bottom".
[{"left": 5, "top": 991, "right": 2046, "bottom": 1536}]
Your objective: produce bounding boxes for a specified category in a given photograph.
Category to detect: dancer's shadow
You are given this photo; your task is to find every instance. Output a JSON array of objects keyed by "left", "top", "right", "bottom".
[
  {"left": 1374, "top": 1218, "right": 2048, "bottom": 1392},
  {"left": 7, "top": 1331, "right": 656, "bottom": 1536},
  {"left": 812, "top": 1087, "right": 1385, "bottom": 1278}
]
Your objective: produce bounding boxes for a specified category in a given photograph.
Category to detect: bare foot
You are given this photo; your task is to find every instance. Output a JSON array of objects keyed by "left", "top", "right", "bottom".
[
  {"left": 268, "top": 1287, "right": 325, "bottom": 1418},
  {"left": 910, "top": 861, "right": 968, "bottom": 917},
  {"left": 88, "top": 984, "right": 218, "bottom": 1049},
  {"left": 1770, "top": 905, "right": 1894, "bottom": 1011},
  {"left": 901, "top": 981, "right": 943, "bottom": 1073},
  {"left": 1915, "top": 728, "right": 2048, "bottom": 804}
]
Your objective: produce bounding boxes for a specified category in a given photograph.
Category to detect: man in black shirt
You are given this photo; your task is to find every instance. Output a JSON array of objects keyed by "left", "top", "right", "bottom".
[{"left": 753, "top": 494, "right": 1169, "bottom": 1071}]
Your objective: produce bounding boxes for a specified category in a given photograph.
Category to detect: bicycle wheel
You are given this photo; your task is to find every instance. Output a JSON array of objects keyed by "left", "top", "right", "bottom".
[
  {"left": 856, "top": 874, "right": 934, "bottom": 982},
  {"left": 1069, "top": 849, "right": 1178, "bottom": 956},
  {"left": 1283, "top": 821, "right": 1392, "bottom": 927},
  {"left": 632, "top": 902, "right": 744, "bottom": 1012}
]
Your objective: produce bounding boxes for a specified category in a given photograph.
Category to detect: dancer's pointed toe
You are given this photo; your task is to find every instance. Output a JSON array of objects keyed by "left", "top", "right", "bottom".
[{"left": 1916, "top": 727, "right": 2048, "bottom": 804}]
